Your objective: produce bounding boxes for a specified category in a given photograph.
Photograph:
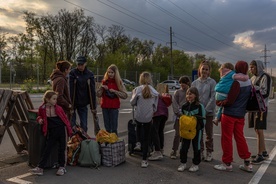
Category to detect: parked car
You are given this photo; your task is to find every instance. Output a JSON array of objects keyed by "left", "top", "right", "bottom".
[
  {"left": 122, "top": 79, "right": 135, "bottom": 86},
  {"left": 160, "top": 80, "right": 180, "bottom": 89}
]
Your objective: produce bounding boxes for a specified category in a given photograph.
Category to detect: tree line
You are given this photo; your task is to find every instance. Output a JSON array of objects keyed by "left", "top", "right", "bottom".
[{"left": 0, "top": 8, "right": 249, "bottom": 85}]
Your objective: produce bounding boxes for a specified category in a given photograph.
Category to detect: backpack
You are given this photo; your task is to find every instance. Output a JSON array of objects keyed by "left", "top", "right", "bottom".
[
  {"left": 78, "top": 139, "right": 101, "bottom": 168},
  {"left": 179, "top": 114, "right": 197, "bottom": 140}
]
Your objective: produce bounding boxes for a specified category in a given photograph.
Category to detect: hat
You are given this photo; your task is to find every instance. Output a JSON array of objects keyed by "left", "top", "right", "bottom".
[{"left": 76, "top": 56, "right": 86, "bottom": 64}]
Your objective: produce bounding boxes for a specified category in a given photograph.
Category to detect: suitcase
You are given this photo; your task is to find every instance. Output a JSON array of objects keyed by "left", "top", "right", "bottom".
[
  {"left": 28, "top": 109, "right": 58, "bottom": 168},
  {"left": 127, "top": 119, "right": 137, "bottom": 155}
]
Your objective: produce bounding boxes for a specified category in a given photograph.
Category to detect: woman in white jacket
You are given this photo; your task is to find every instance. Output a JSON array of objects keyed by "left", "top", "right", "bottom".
[{"left": 130, "top": 71, "right": 159, "bottom": 168}]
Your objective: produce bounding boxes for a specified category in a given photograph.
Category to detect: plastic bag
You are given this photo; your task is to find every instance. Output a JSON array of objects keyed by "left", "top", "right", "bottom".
[{"left": 96, "top": 129, "right": 118, "bottom": 143}]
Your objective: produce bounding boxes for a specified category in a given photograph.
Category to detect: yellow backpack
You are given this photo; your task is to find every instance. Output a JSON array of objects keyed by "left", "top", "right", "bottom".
[{"left": 179, "top": 115, "right": 197, "bottom": 140}]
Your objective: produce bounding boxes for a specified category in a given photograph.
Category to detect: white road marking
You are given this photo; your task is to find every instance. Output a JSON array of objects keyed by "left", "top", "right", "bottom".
[
  {"left": 249, "top": 145, "right": 276, "bottom": 184},
  {"left": 7, "top": 173, "right": 32, "bottom": 184}
]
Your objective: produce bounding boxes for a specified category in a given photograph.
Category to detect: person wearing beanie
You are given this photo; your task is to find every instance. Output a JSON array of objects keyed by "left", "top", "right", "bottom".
[
  {"left": 69, "top": 56, "right": 97, "bottom": 133},
  {"left": 248, "top": 60, "right": 272, "bottom": 164},
  {"left": 214, "top": 60, "right": 253, "bottom": 173}
]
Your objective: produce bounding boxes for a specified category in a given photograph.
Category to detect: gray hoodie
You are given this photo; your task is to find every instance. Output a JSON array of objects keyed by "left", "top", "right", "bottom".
[{"left": 130, "top": 85, "right": 159, "bottom": 123}]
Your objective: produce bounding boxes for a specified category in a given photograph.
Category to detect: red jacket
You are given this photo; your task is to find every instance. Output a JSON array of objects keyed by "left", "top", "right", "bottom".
[
  {"left": 36, "top": 103, "right": 72, "bottom": 137},
  {"left": 100, "top": 78, "right": 120, "bottom": 109}
]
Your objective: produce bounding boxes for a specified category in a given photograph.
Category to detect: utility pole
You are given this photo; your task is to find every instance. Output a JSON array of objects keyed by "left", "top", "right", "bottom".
[
  {"left": 260, "top": 44, "right": 271, "bottom": 72},
  {"left": 167, "top": 27, "right": 176, "bottom": 79}
]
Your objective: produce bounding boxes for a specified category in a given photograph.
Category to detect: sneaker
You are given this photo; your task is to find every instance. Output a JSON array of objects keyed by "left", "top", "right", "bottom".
[
  {"left": 134, "top": 142, "right": 141, "bottom": 151},
  {"left": 148, "top": 151, "right": 163, "bottom": 161},
  {"left": 141, "top": 160, "right": 149, "bottom": 168},
  {"left": 262, "top": 151, "right": 269, "bottom": 160},
  {"left": 239, "top": 164, "right": 253, "bottom": 173},
  {"left": 214, "top": 164, "right": 233, "bottom": 172},
  {"left": 170, "top": 150, "right": 177, "bottom": 159},
  {"left": 205, "top": 152, "right": 213, "bottom": 162},
  {"left": 189, "top": 164, "right": 199, "bottom": 172},
  {"left": 56, "top": 167, "right": 66, "bottom": 176},
  {"left": 29, "top": 167, "right": 43, "bottom": 176},
  {"left": 177, "top": 163, "right": 186, "bottom": 172},
  {"left": 251, "top": 154, "right": 264, "bottom": 165}
]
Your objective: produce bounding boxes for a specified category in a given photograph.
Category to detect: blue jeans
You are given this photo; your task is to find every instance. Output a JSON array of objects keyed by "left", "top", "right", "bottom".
[
  {"left": 71, "top": 106, "right": 88, "bottom": 132},
  {"left": 102, "top": 108, "right": 119, "bottom": 135}
]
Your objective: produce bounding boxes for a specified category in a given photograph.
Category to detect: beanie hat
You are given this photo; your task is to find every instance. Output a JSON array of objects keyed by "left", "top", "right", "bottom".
[{"left": 235, "top": 60, "right": 248, "bottom": 74}]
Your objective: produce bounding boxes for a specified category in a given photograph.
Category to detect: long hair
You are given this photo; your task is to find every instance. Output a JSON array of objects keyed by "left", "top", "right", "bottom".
[
  {"left": 43, "top": 90, "right": 58, "bottom": 103},
  {"left": 56, "top": 61, "right": 72, "bottom": 73},
  {"left": 103, "top": 64, "right": 126, "bottom": 92},
  {"left": 179, "top": 76, "right": 191, "bottom": 87},
  {"left": 139, "top": 71, "right": 153, "bottom": 99},
  {"left": 197, "top": 60, "right": 212, "bottom": 78},
  {"left": 187, "top": 87, "right": 200, "bottom": 105}
]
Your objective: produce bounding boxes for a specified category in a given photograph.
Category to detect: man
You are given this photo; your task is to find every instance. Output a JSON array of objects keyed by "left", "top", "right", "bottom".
[
  {"left": 214, "top": 60, "right": 253, "bottom": 172},
  {"left": 249, "top": 60, "right": 272, "bottom": 164},
  {"left": 69, "top": 56, "right": 97, "bottom": 132}
]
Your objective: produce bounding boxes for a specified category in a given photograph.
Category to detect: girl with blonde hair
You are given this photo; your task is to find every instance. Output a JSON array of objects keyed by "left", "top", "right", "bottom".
[
  {"left": 130, "top": 71, "right": 159, "bottom": 168},
  {"left": 97, "top": 64, "right": 127, "bottom": 135}
]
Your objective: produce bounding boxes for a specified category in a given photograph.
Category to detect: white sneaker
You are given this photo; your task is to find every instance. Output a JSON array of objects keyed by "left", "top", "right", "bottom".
[
  {"left": 214, "top": 164, "right": 233, "bottom": 172},
  {"left": 189, "top": 164, "right": 199, "bottom": 172},
  {"left": 141, "top": 160, "right": 149, "bottom": 168},
  {"left": 148, "top": 151, "right": 163, "bottom": 161},
  {"left": 134, "top": 142, "right": 141, "bottom": 151},
  {"left": 177, "top": 163, "right": 186, "bottom": 172},
  {"left": 205, "top": 152, "right": 213, "bottom": 162}
]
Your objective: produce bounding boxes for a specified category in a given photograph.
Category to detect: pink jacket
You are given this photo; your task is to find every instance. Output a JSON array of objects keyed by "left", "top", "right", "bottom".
[{"left": 36, "top": 104, "right": 72, "bottom": 137}]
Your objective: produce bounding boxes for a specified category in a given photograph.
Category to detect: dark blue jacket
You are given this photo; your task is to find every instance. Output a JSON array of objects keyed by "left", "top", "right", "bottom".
[{"left": 69, "top": 67, "right": 96, "bottom": 109}]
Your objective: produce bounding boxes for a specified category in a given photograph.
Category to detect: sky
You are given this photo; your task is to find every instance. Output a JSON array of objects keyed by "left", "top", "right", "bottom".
[{"left": 1, "top": 0, "right": 276, "bottom": 75}]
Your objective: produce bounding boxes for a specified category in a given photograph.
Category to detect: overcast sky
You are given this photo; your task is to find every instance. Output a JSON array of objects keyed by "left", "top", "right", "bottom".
[{"left": 1, "top": 0, "right": 276, "bottom": 74}]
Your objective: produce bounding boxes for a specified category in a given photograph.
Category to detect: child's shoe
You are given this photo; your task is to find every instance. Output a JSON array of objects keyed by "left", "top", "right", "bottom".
[
  {"left": 56, "top": 167, "right": 67, "bottom": 176},
  {"left": 148, "top": 151, "right": 163, "bottom": 161},
  {"left": 134, "top": 142, "right": 141, "bottom": 151},
  {"left": 29, "top": 167, "right": 43, "bottom": 176},
  {"left": 239, "top": 164, "right": 253, "bottom": 173},
  {"left": 189, "top": 164, "right": 199, "bottom": 172},
  {"left": 214, "top": 163, "right": 233, "bottom": 172},
  {"left": 170, "top": 150, "right": 177, "bottom": 159},
  {"left": 251, "top": 154, "right": 264, "bottom": 165},
  {"left": 177, "top": 163, "right": 186, "bottom": 172},
  {"left": 141, "top": 160, "right": 149, "bottom": 168}
]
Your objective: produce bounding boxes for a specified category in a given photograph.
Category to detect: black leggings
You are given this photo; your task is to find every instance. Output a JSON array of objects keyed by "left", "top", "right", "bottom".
[{"left": 136, "top": 121, "right": 151, "bottom": 160}]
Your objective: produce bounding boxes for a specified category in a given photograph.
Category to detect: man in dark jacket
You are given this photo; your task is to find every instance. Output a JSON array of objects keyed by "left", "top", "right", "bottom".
[{"left": 69, "top": 56, "right": 97, "bottom": 132}]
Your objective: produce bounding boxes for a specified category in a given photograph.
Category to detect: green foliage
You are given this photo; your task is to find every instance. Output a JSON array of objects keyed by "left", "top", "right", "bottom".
[{"left": 21, "top": 78, "right": 35, "bottom": 92}]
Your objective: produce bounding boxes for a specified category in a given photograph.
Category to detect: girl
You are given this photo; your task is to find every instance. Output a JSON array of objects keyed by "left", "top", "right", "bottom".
[
  {"left": 170, "top": 76, "right": 191, "bottom": 159},
  {"left": 191, "top": 60, "right": 216, "bottom": 162},
  {"left": 178, "top": 87, "right": 206, "bottom": 172},
  {"left": 50, "top": 60, "right": 72, "bottom": 119},
  {"left": 96, "top": 64, "right": 128, "bottom": 135},
  {"left": 130, "top": 71, "right": 159, "bottom": 168},
  {"left": 29, "top": 90, "right": 72, "bottom": 176}
]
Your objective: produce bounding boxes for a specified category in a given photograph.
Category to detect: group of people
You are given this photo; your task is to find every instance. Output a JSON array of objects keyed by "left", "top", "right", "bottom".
[
  {"left": 30, "top": 57, "right": 272, "bottom": 175},
  {"left": 30, "top": 56, "right": 128, "bottom": 176}
]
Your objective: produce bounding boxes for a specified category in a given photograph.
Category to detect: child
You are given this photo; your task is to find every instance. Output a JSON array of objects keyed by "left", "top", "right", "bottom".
[
  {"left": 96, "top": 64, "right": 128, "bottom": 135},
  {"left": 213, "top": 63, "right": 249, "bottom": 125},
  {"left": 170, "top": 76, "right": 191, "bottom": 159},
  {"left": 178, "top": 87, "right": 206, "bottom": 172},
  {"left": 29, "top": 90, "right": 72, "bottom": 176},
  {"left": 130, "top": 71, "right": 159, "bottom": 168}
]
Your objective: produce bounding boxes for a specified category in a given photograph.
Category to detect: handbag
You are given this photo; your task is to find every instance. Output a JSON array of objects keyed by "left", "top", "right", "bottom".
[
  {"left": 101, "top": 140, "right": 125, "bottom": 167},
  {"left": 246, "top": 85, "right": 266, "bottom": 112},
  {"left": 179, "top": 115, "right": 197, "bottom": 140}
]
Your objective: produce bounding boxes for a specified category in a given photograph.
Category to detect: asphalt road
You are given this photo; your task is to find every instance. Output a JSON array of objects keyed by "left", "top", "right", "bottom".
[{"left": 0, "top": 92, "right": 275, "bottom": 184}]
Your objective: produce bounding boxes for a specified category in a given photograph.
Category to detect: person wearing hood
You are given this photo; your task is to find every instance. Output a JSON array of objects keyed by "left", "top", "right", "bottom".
[
  {"left": 69, "top": 56, "right": 97, "bottom": 133},
  {"left": 248, "top": 60, "right": 272, "bottom": 164},
  {"left": 214, "top": 60, "right": 253, "bottom": 173},
  {"left": 50, "top": 60, "right": 72, "bottom": 119},
  {"left": 130, "top": 71, "right": 159, "bottom": 168}
]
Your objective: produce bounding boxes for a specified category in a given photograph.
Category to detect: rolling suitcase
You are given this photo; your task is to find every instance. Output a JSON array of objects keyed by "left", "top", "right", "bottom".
[
  {"left": 28, "top": 109, "right": 58, "bottom": 168},
  {"left": 127, "top": 117, "right": 137, "bottom": 155}
]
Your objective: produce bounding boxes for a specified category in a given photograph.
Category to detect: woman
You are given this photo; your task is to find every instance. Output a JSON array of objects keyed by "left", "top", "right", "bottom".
[
  {"left": 50, "top": 60, "right": 72, "bottom": 119},
  {"left": 191, "top": 60, "right": 216, "bottom": 162}
]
